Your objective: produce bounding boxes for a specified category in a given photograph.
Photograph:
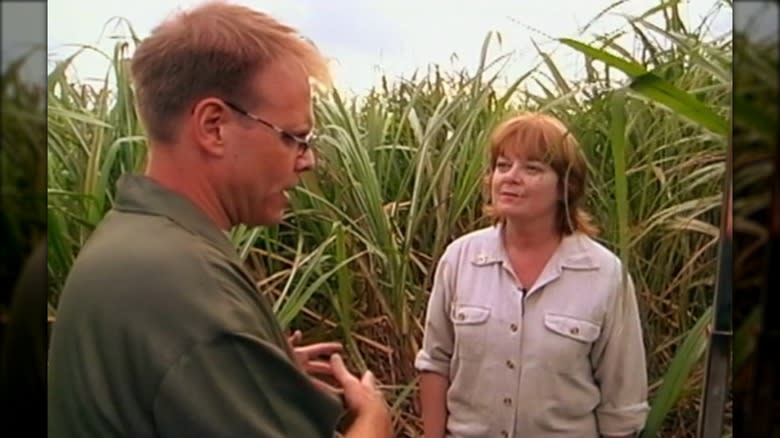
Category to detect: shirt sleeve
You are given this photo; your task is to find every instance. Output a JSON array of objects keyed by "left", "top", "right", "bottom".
[
  {"left": 153, "top": 332, "right": 343, "bottom": 438},
  {"left": 415, "top": 253, "right": 456, "bottom": 377},
  {"left": 591, "top": 265, "right": 650, "bottom": 436}
]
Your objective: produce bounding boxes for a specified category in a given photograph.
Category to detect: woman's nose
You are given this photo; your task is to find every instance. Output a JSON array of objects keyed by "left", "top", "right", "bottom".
[{"left": 507, "top": 164, "right": 526, "bottom": 182}]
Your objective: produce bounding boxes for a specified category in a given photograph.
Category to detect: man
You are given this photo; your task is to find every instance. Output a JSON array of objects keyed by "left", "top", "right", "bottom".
[{"left": 47, "top": 2, "right": 392, "bottom": 437}]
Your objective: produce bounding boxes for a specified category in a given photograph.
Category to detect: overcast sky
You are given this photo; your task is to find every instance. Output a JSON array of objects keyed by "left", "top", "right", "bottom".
[
  {"left": 0, "top": 0, "right": 741, "bottom": 94},
  {"left": 43, "top": 0, "right": 736, "bottom": 94}
]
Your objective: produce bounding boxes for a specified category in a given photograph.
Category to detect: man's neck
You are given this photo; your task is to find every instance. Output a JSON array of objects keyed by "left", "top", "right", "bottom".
[{"left": 145, "top": 147, "right": 231, "bottom": 230}]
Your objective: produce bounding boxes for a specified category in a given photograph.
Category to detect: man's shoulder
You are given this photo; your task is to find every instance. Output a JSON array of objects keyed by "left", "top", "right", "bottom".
[
  {"left": 73, "top": 210, "right": 223, "bottom": 277},
  {"left": 55, "top": 209, "right": 272, "bottom": 349},
  {"left": 58, "top": 211, "right": 245, "bottom": 320}
]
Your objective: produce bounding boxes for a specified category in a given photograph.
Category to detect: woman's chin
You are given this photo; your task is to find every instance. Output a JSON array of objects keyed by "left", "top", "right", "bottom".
[{"left": 495, "top": 204, "right": 523, "bottom": 217}]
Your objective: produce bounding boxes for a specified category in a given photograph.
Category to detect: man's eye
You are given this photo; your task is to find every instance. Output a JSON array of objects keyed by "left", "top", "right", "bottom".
[{"left": 281, "top": 133, "right": 298, "bottom": 145}]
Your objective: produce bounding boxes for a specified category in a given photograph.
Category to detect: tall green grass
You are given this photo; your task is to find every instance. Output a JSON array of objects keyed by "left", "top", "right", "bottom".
[{"left": 46, "top": 2, "right": 731, "bottom": 436}]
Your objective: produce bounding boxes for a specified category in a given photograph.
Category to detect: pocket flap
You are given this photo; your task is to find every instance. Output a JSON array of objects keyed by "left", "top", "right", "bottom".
[
  {"left": 544, "top": 313, "right": 601, "bottom": 342},
  {"left": 452, "top": 305, "right": 490, "bottom": 325}
]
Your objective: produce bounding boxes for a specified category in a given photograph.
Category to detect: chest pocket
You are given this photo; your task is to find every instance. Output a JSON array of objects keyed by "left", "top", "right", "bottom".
[
  {"left": 542, "top": 313, "right": 601, "bottom": 369},
  {"left": 451, "top": 304, "right": 491, "bottom": 360}
]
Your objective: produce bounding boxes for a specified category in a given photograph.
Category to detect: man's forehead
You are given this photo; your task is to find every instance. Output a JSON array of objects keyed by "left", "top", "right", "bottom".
[
  {"left": 253, "top": 57, "right": 310, "bottom": 97},
  {"left": 288, "top": 112, "right": 314, "bottom": 136},
  {"left": 251, "top": 60, "right": 314, "bottom": 131}
]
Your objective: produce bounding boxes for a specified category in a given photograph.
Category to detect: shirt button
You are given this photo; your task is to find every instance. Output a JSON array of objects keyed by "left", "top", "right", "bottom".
[
  {"left": 457, "top": 313, "right": 465, "bottom": 321},
  {"left": 506, "top": 360, "right": 515, "bottom": 369},
  {"left": 570, "top": 327, "right": 580, "bottom": 335},
  {"left": 503, "top": 397, "right": 512, "bottom": 406},
  {"left": 501, "top": 431, "right": 509, "bottom": 438},
  {"left": 510, "top": 323, "right": 518, "bottom": 332}
]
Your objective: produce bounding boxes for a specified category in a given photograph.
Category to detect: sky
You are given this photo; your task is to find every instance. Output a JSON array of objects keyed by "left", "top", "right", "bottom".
[{"left": 40, "top": 0, "right": 737, "bottom": 95}]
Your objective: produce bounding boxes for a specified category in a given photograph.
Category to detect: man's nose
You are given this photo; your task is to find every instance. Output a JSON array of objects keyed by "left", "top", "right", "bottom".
[{"left": 296, "top": 147, "right": 316, "bottom": 171}]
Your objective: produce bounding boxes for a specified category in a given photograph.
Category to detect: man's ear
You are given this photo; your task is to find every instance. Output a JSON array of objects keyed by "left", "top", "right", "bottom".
[{"left": 190, "top": 98, "right": 229, "bottom": 157}]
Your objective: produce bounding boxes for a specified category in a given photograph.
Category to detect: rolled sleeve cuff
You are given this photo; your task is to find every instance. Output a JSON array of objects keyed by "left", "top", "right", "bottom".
[
  {"left": 597, "top": 402, "right": 650, "bottom": 435},
  {"left": 414, "top": 349, "right": 450, "bottom": 376}
]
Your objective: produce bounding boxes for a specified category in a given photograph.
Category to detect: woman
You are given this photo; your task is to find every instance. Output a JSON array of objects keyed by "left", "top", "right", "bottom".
[{"left": 415, "top": 112, "right": 649, "bottom": 438}]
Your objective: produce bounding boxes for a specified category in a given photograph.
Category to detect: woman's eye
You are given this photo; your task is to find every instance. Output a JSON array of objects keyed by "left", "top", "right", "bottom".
[
  {"left": 525, "top": 161, "right": 548, "bottom": 173},
  {"left": 496, "top": 161, "right": 511, "bottom": 170}
]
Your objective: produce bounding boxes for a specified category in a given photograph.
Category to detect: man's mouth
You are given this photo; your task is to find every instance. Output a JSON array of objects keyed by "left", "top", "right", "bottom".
[{"left": 282, "top": 186, "right": 298, "bottom": 200}]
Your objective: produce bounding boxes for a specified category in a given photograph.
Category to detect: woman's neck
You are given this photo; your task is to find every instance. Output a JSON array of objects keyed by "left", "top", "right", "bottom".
[{"left": 502, "top": 218, "right": 562, "bottom": 252}]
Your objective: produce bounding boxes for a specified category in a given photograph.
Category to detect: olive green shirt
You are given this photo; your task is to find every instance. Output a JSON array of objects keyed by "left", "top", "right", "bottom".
[{"left": 48, "top": 174, "right": 343, "bottom": 437}]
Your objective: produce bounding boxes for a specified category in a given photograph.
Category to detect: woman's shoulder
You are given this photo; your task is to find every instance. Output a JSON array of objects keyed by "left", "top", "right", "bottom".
[
  {"left": 451, "top": 226, "right": 499, "bottom": 246},
  {"left": 569, "top": 233, "right": 628, "bottom": 273},
  {"left": 439, "top": 226, "right": 501, "bottom": 262}
]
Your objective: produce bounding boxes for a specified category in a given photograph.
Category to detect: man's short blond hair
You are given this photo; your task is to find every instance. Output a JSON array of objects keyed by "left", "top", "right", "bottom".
[{"left": 130, "top": 0, "right": 331, "bottom": 143}]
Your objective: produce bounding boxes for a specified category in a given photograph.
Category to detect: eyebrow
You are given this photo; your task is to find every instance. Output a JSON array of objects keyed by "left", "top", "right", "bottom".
[
  {"left": 289, "top": 120, "right": 314, "bottom": 138},
  {"left": 289, "top": 127, "right": 313, "bottom": 138}
]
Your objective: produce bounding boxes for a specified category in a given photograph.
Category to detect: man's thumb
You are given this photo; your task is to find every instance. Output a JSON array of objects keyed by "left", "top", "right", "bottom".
[
  {"left": 288, "top": 330, "right": 302, "bottom": 345},
  {"left": 361, "top": 370, "right": 377, "bottom": 389}
]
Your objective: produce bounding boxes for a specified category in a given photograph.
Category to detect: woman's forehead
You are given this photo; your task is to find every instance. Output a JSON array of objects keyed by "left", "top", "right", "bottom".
[{"left": 496, "top": 141, "right": 551, "bottom": 161}]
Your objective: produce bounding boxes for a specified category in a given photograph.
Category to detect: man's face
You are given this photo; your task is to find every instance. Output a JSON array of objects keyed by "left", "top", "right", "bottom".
[{"left": 219, "top": 57, "right": 316, "bottom": 227}]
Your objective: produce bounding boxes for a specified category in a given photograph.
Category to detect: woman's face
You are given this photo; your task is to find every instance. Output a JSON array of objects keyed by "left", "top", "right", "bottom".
[{"left": 490, "top": 151, "right": 560, "bottom": 224}]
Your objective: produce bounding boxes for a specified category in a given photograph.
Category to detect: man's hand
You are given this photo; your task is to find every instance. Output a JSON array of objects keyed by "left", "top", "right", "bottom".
[
  {"left": 287, "top": 330, "right": 344, "bottom": 394},
  {"left": 330, "top": 353, "right": 392, "bottom": 438}
]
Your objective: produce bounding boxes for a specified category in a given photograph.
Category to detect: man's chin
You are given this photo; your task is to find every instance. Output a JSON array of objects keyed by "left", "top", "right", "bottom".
[
  {"left": 234, "top": 210, "right": 284, "bottom": 228},
  {"left": 261, "top": 208, "right": 287, "bottom": 226}
]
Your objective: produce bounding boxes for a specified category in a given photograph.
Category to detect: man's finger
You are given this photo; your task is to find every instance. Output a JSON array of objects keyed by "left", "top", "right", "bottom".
[
  {"left": 287, "top": 330, "right": 303, "bottom": 346},
  {"left": 310, "top": 376, "right": 345, "bottom": 396},
  {"left": 295, "top": 342, "right": 343, "bottom": 358},
  {"left": 304, "top": 360, "right": 334, "bottom": 376},
  {"left": 361, "top": 370, "right": 376, "bottom": 389},
  {"left": 330, "top": 354, "right": 357, "bottom": 385}
]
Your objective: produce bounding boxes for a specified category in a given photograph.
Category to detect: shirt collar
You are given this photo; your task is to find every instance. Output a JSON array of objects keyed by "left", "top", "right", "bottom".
[
  {"left": 470, "top": 224, "right": 600, "bottom": 271},
  {"left": 112, "top": 174, "right": 239, "bottom": 262}
]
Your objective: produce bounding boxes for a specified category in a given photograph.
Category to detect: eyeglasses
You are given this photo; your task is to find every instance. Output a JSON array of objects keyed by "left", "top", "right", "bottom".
[{"left": 223, "top": 100, "right": 316, "bottom": 153}]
